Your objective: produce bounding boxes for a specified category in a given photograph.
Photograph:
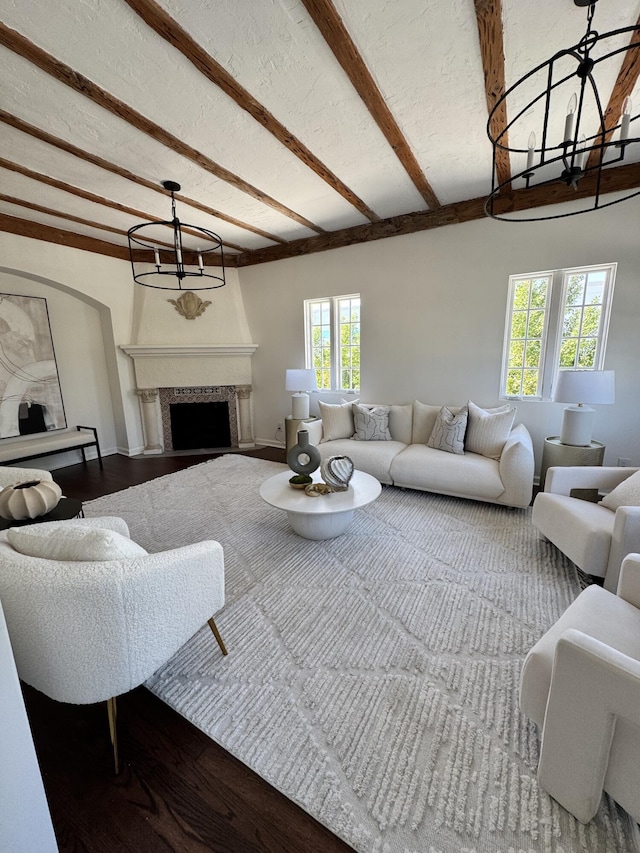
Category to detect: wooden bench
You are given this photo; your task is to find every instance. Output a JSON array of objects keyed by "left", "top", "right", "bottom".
[{"left": 0, "top": 426, "right": 103, "bottom": 468}]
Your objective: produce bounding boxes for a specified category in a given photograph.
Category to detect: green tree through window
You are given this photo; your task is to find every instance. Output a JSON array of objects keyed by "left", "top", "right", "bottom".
[
  {"left": 501, "top": 264, "right": 615, "bottom": 400},
  {"left": 305, "top": 295, "right": 360, "bottom": 392}
]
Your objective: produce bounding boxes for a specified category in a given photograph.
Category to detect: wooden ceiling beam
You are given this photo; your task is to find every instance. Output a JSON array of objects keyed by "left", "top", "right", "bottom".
[
  {"left": 4, "top": 162, "right": 639, "bottom": 267},
  {"left": 585, "top": 15, "right": 640, "bottom": 171},
  {"left": 0, "top": 213, "right": 239, "bottom": 266},
  {"left": 124, "top": 0, "right": 381, "bottom": 224},
  {"left": 0, "top": 193, "right": 130, "bottom": 239},
  {"left": 0, "top": 22, "right": 324, "bottom": 235},
  {"left": 474, "top": 0, "right": 511, "bottom": 190},
  {"left": 0, "top": 158, "right": 245, "bottom": 253},
  {"left": 236, "top": 161, "right": 640, "bottom": 266},
  {"left": 0, "top": 110, "right": 287, "bottom": 246},
  {"left": 0, "top": 213, "right": 131, "bottom": 260},
  {"left": 300, "top": 0, "right": 440, "bottom": 211}
]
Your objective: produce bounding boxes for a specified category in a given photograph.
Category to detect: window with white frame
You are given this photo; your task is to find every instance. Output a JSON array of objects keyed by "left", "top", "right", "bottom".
[
  {"left": 501, "top": 263, "right": 615, "bottom": 400},
  {"left": 305, "top": 294, "right": 360, "bottom": 392}
]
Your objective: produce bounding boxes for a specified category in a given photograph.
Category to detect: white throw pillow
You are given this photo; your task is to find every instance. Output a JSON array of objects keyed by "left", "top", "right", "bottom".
[
  {"left": 427, "top": 405, "right": 468, "bottom": 455},
  {"left": 8, "top": 522, "right": 147, "bottom": 561},
  {"left": 465, "top": 401, "right": 516, "bottom": 459},
  {"left": 352, "top": 403, "right": 392, "bottom": 441},
  {"left": 411, "top": 401, "right": 441, "bottom": 444},
  {"left": 318, "top": 401, "right": 355, "bottom": 442},
  {"left": 599, "top": 470, "right": 640, "bottom": 511},
  {"left": 389, "top": 403, "right": 413, "bottom": 444}
]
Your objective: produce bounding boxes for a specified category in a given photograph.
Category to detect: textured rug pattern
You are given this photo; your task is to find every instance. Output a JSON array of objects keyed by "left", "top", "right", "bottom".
[{"left": 86, "top": 455, "right": 640, "bottom": 853}]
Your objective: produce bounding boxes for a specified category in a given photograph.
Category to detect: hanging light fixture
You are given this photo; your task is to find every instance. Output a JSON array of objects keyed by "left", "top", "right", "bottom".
[
  {"left": 485, "top": 0, "right": 640, "bottom": 222},
  {"left": 127, "top": 180, "right": 225, "bottom": 290}
]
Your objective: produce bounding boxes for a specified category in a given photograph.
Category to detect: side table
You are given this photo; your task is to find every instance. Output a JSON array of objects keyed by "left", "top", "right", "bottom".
[
  {"left": 0, "top": 497, "right": 84, "bottom": 530},
  {"left": 539, "top": 436, "right": 605, "bottom": 495},
  {"left": 285, "top": 416, "right": 318, "bottom": 453}
]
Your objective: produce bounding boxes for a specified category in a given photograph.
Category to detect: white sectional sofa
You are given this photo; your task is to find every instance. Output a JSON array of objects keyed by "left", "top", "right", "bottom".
[{"left": 303, "top": 399, "right": 534, "bottom": 508}]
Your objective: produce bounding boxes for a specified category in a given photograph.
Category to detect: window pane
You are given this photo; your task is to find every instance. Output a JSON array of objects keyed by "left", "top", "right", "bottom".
[
  {"left": 512, "top": 312, "right": 527, "bottom": 338},
  {"left": 513, "top": 281, "right": 530, "bottom": 309},
  {"left": 566, "top": 274, "right": 586, "bottom": 304},
  {"left": 530, "top": 280, "right": 548, "bottom": 307},
  {"left": 509, "top": 340, "right": 524, "bottom": 367},
  {"left": 528, "top": 310, "right": 545, "bottom": 338},
  {"left": 559, "top": 339, "right": 577, "bottom": 367},
  {"left": 525, "top": 340, "right": 541, "bottom": 367},
  {"left": 577, "top": 339, "right": 596, "bottom": 367},
  {"left": 501, "top": 274, "right": 551, "bottom": 398},
  {"left": 523, "top": 369, "right": 539, "bottom": 396}
]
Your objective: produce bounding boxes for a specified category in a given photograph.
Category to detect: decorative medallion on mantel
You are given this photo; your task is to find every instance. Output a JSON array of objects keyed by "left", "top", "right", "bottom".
[{"left": 167, "top": 291, "right": 212, "bottom": 319}]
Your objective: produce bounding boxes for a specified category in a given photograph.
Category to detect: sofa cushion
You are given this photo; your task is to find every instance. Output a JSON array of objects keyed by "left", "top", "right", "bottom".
[
  {"left": 599, "top": 469, "right": 640, "bottom": 511},
  {"left": 319, "top": 401, "right": 354, "bottom": 441},
  {"left": 411, "top": 401, "right": 441, "bottom": 444},
  {"left": 7, "top": 523, "right": 147, "bottom": 561},
  {"left": 388, "top": 404, "right": 413, "bottom": 444},
  {"left": 316, "top": 439, "right": 405, "bottom": 485},
  {"left": 390, "top": 444, "right": 504, "bottom": 499},
  {"left": 465, "top": 401, "right": 516, "bottom": 459},
  {"left": 352, "top": 403, "right": 392, "bottom": 441},
  {"left": 427, "top": 405, "right": 468, "bottom": 455}
]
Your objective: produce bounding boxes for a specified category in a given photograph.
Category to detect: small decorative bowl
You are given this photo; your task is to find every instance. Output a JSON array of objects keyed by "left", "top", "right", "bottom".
[
  {"left": 304, "top": 483, "right": 332, "bottom": 497},
  {"left": 289, "top": 475, "right": 313, "bottom": 490}
]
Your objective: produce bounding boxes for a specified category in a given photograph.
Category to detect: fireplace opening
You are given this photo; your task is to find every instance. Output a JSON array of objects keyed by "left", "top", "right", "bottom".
[{"left": 169, "top": 402, "right": 231, "bottom": 450}]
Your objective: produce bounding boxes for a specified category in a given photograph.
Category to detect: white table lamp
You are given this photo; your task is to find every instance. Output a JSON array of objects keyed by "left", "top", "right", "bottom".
[
  {"left": 285, "top": 369, "right": 317, "bottom": 419},
  {"left": 553, "top": 370, "right": 615, "bottom": 446}
]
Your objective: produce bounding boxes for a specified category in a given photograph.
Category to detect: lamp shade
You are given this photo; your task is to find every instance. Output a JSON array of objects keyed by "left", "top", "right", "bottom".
[
  {"left": 553, "top": 370, "right": 615, "bottom": 405},
  {"left": 285, "top": 369, "right": 318, "bottom": 393}
]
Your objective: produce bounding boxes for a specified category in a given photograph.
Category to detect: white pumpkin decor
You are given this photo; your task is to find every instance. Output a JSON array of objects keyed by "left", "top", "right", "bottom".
[{"left": 0, "top": 479, "right": 62, "bottom": 520}]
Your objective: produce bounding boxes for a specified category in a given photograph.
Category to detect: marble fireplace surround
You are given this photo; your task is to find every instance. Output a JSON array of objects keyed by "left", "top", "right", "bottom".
[{"left": 121, "top": 344, "right": 258, "bottom": 455}]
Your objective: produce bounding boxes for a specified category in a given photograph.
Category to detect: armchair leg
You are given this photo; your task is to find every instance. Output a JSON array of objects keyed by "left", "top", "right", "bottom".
[
  {"left": 208, "top": 617, "right": 228, "bottom": 656},
  {"left": 106, "top": 696, "right": 120, "bottom": 775}
]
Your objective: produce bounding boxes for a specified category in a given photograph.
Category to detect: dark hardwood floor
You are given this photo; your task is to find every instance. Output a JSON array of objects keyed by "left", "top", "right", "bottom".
[{"left": 21, "top": 449, "right": 356, "bottom": 853}]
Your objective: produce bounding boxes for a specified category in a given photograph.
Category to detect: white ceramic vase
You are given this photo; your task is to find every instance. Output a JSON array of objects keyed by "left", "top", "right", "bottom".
[
  {"left": 321, "top": 455, "right": 354, "bottom": 491},
  {"left": 0, "top": 479, "right": 62, "bottom": 520}
]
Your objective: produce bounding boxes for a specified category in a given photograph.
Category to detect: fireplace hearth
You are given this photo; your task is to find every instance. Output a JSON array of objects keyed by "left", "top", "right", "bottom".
[
  {"left": 159, "top": 387, "right": 238, "bottom": 452},
  {"left": 169, "top": 401, "right": 231, "bottom": 450}
]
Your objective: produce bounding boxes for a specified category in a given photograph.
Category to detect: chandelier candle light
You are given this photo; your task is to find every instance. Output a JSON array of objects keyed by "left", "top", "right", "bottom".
[
  {"left": 127, "top": 181, "right": 226, "bottom": 290},
  {"left": 553, "top": 369, "right": 615, "bottom": 446},
  {"left": 486, "top": 0, "right": 639, "bottom": 221}
]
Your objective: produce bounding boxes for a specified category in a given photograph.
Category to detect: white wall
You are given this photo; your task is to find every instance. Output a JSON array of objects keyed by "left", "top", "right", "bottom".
[
  {"left": 0, "top": 234, "right": 252, "bottom": 465},
  {"left": 0, "top": 270, "right": 118, "bottom": 466},
  {"left": 239, "top": 197, "right": 640, "bottom": 475},
  {"left": 0, "top": 601, "right": 58, "bottom": 853}
]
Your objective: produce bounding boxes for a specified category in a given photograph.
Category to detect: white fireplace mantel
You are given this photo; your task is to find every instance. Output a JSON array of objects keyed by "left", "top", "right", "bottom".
[
  {"left": 120, "top": 344, "right": 258, "bottom": 359},
  {"left": 121, "top": 343, "right": 259, "bottom": 453},
  {"left": 120, "top": 343, "right": 258, "bottom": 389}
]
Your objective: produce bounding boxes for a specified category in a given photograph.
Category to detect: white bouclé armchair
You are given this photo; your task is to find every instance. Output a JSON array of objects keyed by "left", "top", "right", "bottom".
[
  {"left": 520, "top": 553, "right": 640, "bottom": 824},
  {"left": 0, "top": 516, "right": 227, "bottom": 772},
  {"left": 532, "top": 465, "right": 640, "bottom": 591}
]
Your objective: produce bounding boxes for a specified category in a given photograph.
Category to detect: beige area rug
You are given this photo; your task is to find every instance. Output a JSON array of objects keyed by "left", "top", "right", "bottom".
[{"left": 85, "top": 454, "right": 640, "bottom": 853}]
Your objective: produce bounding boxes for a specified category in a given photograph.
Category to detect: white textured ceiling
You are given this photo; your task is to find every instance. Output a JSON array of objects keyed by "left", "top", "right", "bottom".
[{"left": 1, "top": 0, "right": 639, "bottom": 263}]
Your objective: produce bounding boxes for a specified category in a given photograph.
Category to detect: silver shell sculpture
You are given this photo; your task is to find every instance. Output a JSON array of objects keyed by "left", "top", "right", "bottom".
[{"left": 320, "top": 455, "right": 354, "bottom": 491}]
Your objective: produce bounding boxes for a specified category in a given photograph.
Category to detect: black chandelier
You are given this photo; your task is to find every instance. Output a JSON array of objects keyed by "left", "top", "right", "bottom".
[
  {"left": 485, "top": 0, "right": 640, "bottom": 222},
  {"left": 127, "top": 181, "right": 226, "bottom": 290}
]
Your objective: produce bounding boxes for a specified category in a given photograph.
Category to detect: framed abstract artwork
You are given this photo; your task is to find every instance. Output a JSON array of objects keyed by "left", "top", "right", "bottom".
[{"left": 0, "top": 294, "right": 67, "bottom": 439}]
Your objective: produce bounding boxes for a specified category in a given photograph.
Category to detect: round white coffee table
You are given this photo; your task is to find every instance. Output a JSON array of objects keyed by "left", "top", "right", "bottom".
[{"left": 259, "top": 470, "right": 382, "bottom": 540}]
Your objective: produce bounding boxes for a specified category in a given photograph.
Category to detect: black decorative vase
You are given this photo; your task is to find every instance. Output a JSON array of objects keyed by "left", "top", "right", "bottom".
[{"left": 287, "top": 429, "right": 321, "bottom": 476}]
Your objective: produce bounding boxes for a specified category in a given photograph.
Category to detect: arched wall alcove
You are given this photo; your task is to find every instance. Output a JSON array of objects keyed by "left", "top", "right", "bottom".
[{"left": 0, "top": 266, "right": 129, "bottom": 465}]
